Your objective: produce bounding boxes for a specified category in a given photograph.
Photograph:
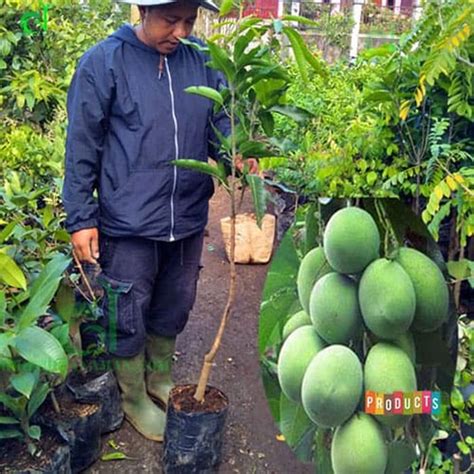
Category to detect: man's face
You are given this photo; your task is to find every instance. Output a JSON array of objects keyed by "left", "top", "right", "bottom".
[{"left": 140, "top": 2, "right": 199, "bottom": 54}]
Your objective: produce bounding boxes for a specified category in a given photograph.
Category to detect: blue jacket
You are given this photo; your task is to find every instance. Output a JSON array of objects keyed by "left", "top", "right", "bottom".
[{"left": 62, "top": 24, "right": 230, "bottom": 241}]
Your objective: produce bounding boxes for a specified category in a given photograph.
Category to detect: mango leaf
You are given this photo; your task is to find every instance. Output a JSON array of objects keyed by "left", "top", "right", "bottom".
[
  {"left": 0, "top": 428, "right": 22, "bottom": 439},
  {"left": 281, "top": 15, "right": 319, "bottom": 28},
  {"left": 101, "top": 452, "right": 135, "bottom": 461},
  {"left": 258, "top": 110, "right": 275, "bottom": 136},
  {"left": 304, "top": 203, "right": 320, "bottom": 254},
  {"left": 313, "top": 428, "right": 334, "bottom": 473},
  {"left": 279, "top": 394, "right": 315, "bottom": 451},
  {"left": 179, "top": 37, "right": 209, "bottom": 53},
  {"left": 219, "top": 0, "right": 234, "bottom": 17},
  {"left": 13, "top": 326, "right": 68, "bottom": 378},
  {"left": 0, "top": 253, "right": 26, "bottom": 290},
  {"left": 259, "top": 231, "right": 300, "bottom": 354},
  {"left": 238, "top": 140, "right": 271, "bottom": 158},
  {"left": 447, "top": 259, "right": 471, "bottom": 280},
  {"left": 282, "top": 27, "right": 310, "bottom": 82},
  {"left": 11, "top": 372, "right": 37, "bottom": 399},
  {"left": 270, "top": 105, "right": 312, "bottom": 123},
  {"left": 171, "top": 159, "right": 228, "bottom": 186},
  {"left": 246, "top": 175, "right": 268, "bottom": 227},
  {"left": 27, "top": 382, "right": 50, "bottom": 418},
  {"left": 184, "top": 86, "right": 223, "bottom": 106},
  {"left": 261, "top": 361, "right": 281, "bottom": 422},
  {"left": 207, "top": 42, "right": 236, "bottom": 82},
  {"left": 385, "top": 440, "right": 417, "bottom": 474}
]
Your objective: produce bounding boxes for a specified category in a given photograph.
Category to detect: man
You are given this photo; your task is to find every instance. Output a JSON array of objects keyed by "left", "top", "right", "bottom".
[{"left": 63, "top": 0, "right": 257, "bottom": 441}]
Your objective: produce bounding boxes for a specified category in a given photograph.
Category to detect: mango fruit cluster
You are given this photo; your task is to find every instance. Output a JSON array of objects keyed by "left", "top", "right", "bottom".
[{"left": 277, "top": 206, "right": 449, "bottom": 473}]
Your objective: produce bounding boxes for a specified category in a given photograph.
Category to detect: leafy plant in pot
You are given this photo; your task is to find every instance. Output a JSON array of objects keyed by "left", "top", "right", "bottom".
[
  {"left": 161, "top": 1, "right": 322, "bottom": 471},
  {"left": 0, "top": 254, "right": 72, "bottom": 473}
]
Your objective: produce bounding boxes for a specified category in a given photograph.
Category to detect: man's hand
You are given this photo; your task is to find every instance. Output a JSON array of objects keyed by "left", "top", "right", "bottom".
[
  {"left": 71, "top": 228, "right": 99, "bottom": 264},
  {"left": 235, "top": 155, "right": 259, "bottom": 175}
]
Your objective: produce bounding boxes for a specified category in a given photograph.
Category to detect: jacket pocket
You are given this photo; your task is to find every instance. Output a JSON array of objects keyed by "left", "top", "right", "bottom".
[{"left": 97, "top": 273, "right": 137, "bottom": 336}]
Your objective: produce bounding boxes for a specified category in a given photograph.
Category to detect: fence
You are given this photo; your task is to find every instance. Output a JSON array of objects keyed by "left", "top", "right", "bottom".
[{"left": 193, "top": 1, "right": 418, "bottom": 62}]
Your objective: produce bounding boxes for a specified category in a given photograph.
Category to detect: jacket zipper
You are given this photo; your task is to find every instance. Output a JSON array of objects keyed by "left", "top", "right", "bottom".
[{"left": 164, "top": 55, "right": 179, "bottom": 242}]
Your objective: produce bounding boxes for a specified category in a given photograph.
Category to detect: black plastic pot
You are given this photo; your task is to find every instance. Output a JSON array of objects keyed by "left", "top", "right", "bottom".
[
  {"left": 0, "top": 431, "right": 71, "bottom": 474},
  {"left": 67, "top": 371, "right": 123, "bottom": 434},
  {"left": 163, "top": 385, "right": 229, "bottom": 474},
  {"left": 38, "top": 398, "right": 102, "bottom": 474}
]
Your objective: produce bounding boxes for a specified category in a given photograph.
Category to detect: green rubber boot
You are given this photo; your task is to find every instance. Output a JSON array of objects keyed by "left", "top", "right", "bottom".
[
  {"left": 113, "top": 351, "right": 166, "bottom": 441},
  {"left": 145, "top": 333, "right": 176, "bottom": 408}
]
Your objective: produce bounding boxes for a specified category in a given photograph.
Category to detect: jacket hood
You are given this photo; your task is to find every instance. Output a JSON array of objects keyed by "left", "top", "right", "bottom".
[{"left": 111, "top": 24, "right": 161, "bottom": 55}]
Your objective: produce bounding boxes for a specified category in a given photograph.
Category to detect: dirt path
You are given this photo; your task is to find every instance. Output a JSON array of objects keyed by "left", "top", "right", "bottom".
[{"left": 86, "top": 186, "right": 313, "bottom": 473}]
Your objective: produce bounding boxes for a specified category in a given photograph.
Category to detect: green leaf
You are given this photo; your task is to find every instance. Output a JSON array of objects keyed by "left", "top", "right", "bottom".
[
  {"left": 313, "top": 428, "right": 334, "bottom": 473},
  {"left": 27, "top": 382, "right": 50, "bottom": 418},
  {"left": 101, "top": 452, "right": 134, "bottom": 461},
  {"left": 0, "top": 428, "right": 22, "bottom": 440},
  {"left": 18, "top": 254, "right": 71, "bottom": 330},
  {"left": 13, "top": 326, "right": 68, "bottom": 378},
  {"left": 0, "top": 416, "right": 19, "bottom": 424},
  {"left": 29, "top": 254, "right": 70, "bottom": 301},
  {"left": 219, "top": 0, "right": 234, "bottom": 17},
  {"left": 366, "top": 171, "right": 378, "bottom": 186},
  {"left": 11, "top": 372, "right": 37, "bottom": 399},
  {"left": 270, "top": 105, "right": 312, "bottom": 123},
  {"left": 27, "top": 425, "right": 41, "bottom": 441},
  {"left": 246, "top": 175, "right": 268, "bottom": 227},
  {"left": 281, "top": 15, "right": 319, "bottom": 28},
  {"left": 279, "top": 394, "right": 315, "bottom": 449},
  {"left": 259, "top": 231, "right": 300, "bottom": 354},
  {"left": 258, "top": 110, "right": 275, "bottom": 136},
  {"left": 53, "top": 282, "right": 76, "bottom": 323},
  {"left": 447, "top": 259, "right": 471, "bottom": 280},
  {"left": 0, "top": 393, "right": 21, "bottom": 418},
  {"left": 282, "top": 27, "right": 308, "bottom": 82},
  {"left": 207, "top": 42, "right": 236, "bottom": 82},
  {"left": 179, "top": 37, "right": 209, "bottom": 53},
  {"left": 451, "top": 388, "right": 465, "bottom": 410},
  {"left": 0, "top": 253, "right": 27, "bottom": 290},
  {"left": 184, "top": 86, "right": 223, "bottom": 106},
  {"left": 0, "top": 220, "right": 18, "bottom": 244},
  {"left": 385, "top": 440, "right": 417, "bottom": 474},
  {"left": 238, "top": 140, "right": 271, "bottom": 158},
  {"left": 0, "top": 291, "right": 6, "bottom": 326},
  {"left": 304, "top": 204, "right": 320, "bottom": 254},
  {"left": 171, "top": 159, "right": 228, "bottom": 186}
]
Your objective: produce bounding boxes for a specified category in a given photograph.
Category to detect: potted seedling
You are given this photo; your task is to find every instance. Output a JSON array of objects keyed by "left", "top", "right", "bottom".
[
  {"left": 162, "top": 1, "right": 322, "bottom": 471},
  {"left": 0, "top": 254, "right": 72, "bottom": 472}
]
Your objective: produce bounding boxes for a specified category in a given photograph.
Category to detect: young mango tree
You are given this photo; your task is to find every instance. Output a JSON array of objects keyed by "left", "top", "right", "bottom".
[{"left": 174, "top": 0, "right": 324, "bottom": 403}]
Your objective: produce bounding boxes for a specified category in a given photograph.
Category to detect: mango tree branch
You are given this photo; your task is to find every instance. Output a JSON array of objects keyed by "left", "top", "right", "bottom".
[{"left": 194, "top": 86, "right": 238, "bottom": 402}]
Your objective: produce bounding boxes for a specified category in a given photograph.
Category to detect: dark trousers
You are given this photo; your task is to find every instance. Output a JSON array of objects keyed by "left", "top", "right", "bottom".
[{"left": 97, "top": 230, "right": 204, "bottom": 357}]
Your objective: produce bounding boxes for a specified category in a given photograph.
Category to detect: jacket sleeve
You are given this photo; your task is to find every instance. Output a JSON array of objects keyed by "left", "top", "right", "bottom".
[{"left": 62, "top": 45, "right": 113, "bottom": 234}]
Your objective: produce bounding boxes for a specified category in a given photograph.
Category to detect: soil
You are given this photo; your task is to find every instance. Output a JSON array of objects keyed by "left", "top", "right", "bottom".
[
  {"left": 0, "top": 429, "right": 65, "bottom": 472},
  {"left": 86, "top": 185, "right": 313, "bottom": 474},
  {"left": 43, "top": 390, "right": 100, "bottom": 422},
  {"left": 171, "top": 384, "right": 228, "bottom": 413}
]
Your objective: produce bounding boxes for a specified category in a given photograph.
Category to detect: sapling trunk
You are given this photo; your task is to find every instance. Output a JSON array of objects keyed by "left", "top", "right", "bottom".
[{"left": 194, "top": 88, "right": 239, "bottom": 403}]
